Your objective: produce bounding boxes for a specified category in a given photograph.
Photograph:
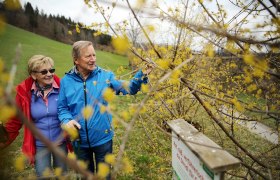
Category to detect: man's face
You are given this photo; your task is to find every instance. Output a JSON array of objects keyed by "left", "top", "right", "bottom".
[{"left": 75, "top": 45, "right": 96, "bottom": 76}]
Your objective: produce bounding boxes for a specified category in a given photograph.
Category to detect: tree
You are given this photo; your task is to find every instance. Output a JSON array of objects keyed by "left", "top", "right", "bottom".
[
  {"left": 98, "top": 33, "right": 112, "bottom": 45},
  {"left": 88, "top": 0, "right": 280, "bottom": 179},
  {"left": 24, "top": 2, "right": 37, "bottom": 30}
]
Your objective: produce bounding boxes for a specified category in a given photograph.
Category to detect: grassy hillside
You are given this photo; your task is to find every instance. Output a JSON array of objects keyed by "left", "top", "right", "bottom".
[
  {"left": 0, "top": 24, "right": 129, "bottom": 84},
  {"left": 0, "top": 24, "right": 173, "bottom": 180},
  {"left": 0, "top": 24, "right": 149, "bottom": 179}
]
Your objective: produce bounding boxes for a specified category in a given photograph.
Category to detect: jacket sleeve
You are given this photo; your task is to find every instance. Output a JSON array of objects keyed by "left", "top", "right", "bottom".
[
  {"left": 2, "top": 116, "right": 22, "bottom": 147},
  {"left": 57, "top": 80, "right": 74, "bottom": 124},
  {"left": 110, "top": 70, "right": 148, "bottom": 95},
  {"left": 1, "top": 91, "right": 23, "bottom": 148}
]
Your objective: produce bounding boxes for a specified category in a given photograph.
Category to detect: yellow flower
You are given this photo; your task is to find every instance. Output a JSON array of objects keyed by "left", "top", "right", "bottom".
[
  {"left": 171, "top": 69, "right": 181, "bottom": 79},
  {"left": 54, "top": 167, "right": 62, "bottom": 176},
  {"left": 155, "top": 92, "right": 164, "bottom": 99},
  {"left": 0, "top": 105, "right": 17, "bottom": 123},
  {"left": 97, "top": 162, "right": 110, "bottom": 178},
  {"left": 42, "top": 167, "right": 51, "bottom": 177},
  {"left": 207, "top": 49, "right": 214, "bottom": 57},
  {"left": 68, "top": 30, "right": 72, "bottom": 35},
  {"left": 204, "top": 101, "right": 211, "bottom": 110},
  {"left": 68, "top": 152, "right": 77, "bottom": 160},
  {"left": 252, "top": 68, "right": 264, "bottom": 78},
  {"left": 121, "top": 111, "right": 130, "bottom": 121},
  {"left": 116, "top": 66, "right": 124, "bottom": 74},
  {"left": 247, "top": 84, "right": 257, "bottom": 92},
  {"left": 62, "top": 125, "right": 79, "bottom": 141},
  {"left": 146, "top": 24, "right": 155, "bottom": 32},
  {"left": 244, "top": 76, "right": 252, "bottom": 84},
  {"left": 122, "top": 157, "right": 133, "bottom": 173},
  {"left": 166, "top": 99, "right": 174, "bottom": 104},
  {"left": 93, "top": 31, "right": 102, "bottom": 37},
  {"left": 77, "top": 160, "right": 88, "bottom": 170},
  {"left": 105, "top": 154, "right": 116, "bottom": 165},
  {"left": 112, "top": 36, "right": 130, "bottom": 54},
  {"left": 136, "top": 0, "right": 146, "bottom": 8},
  {"left": 229, "top": 63, "right": 237, "bottom": 68},
  {"left": 4, "top": 0, "right": 21, "bottom": 10},
  {"left": 231, "top": 97, "right": 244, "bottom": 112},
  {"left": 76, "top": 24, "right": 80, "bottom": 33},
  {"left": 14, "top": 154, "right": 26, "bottom": 171},
  {"left": 256, "top": 59, "right": 268, "bottom": 70},
  {"left": 140, "top": 106, "right": 146, "bottom": 114},
  {"left": 128, "top": 105, "right": 137, "bottom": 114},
  {"left": 112, "top": 118, "right": 119, "bottom": 128},
  {"left": 257, "top": 89, "right": 262, "bottom": 95},
  {"left": 0, "top": 72, "right": 10, "bottom": 83},
  {"left": 103, "top": 88, "right": 116, "bottom": 102},
  {"left": 100, "top": 105, "right": 107, "bottom": 114},
  {"left": 243, "top": 54, "right": 254, "bottom": 65},
  {"left": 169, "top": 78, "right": 180, "bottom": 85},
  {"left": 93, "top": 81, "right": 97, "bottom": 86},
  {"left": 141, "top": 84, "right": 149, "bottom": 93},
  {"left": 82, "top": 105, "right": 94, "bottom": 120},
  {"left": 157, "top": 59, "right": 169, "bottom": 70}
]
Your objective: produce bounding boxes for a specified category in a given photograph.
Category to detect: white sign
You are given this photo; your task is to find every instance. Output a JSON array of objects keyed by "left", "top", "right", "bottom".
[{"left": 172, "top": 132, "right": 221, "bottom": 180}]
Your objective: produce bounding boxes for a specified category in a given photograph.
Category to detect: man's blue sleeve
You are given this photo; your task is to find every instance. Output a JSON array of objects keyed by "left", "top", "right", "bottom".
[{"left": 110, "top": 70, "right": 148, "bottom": 95}]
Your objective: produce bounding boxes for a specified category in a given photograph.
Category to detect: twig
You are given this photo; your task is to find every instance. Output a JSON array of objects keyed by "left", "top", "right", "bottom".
[
  {"left": 5, "top": 44, "right": 21, "bottom": 96},
  {"left": 180, "top": 78, "right": 270, "bottom": 170}
]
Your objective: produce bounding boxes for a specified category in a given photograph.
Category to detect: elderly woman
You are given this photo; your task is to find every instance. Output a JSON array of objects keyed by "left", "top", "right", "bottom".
[{"left": 1, "top": 55, "right": 70, "bottom": 177}]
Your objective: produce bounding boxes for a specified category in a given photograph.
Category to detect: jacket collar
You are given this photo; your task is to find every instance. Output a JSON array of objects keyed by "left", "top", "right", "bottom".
[
  {"left": 16, "top": 75, "right": 60, "bottom": 99},
  {"left": 68, "top": 66, "right": 101, "bottom": 80}
]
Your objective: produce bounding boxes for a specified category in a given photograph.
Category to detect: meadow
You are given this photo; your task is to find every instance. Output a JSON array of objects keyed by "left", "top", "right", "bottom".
[
  {"left": 0, "top": 24, "right": 172, "bottom": 179},
  {"left": 0, "top": 24, "right": 278, "bottom": 179}
]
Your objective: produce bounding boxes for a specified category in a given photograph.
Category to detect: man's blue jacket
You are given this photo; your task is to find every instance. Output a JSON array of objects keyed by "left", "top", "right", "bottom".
[{"left": 58, "top": 66, "right": 148, "bottom": 148}]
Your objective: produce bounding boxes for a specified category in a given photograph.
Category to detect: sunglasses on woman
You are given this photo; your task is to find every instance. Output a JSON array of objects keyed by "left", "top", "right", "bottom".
[{"left": 33, "top": 68, "right": 55, "bottom": 75}]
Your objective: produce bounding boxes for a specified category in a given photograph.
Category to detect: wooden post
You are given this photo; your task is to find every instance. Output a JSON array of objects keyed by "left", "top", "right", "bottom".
[{"left": 168, "top": 119, "right": 240, "bottom": 180}]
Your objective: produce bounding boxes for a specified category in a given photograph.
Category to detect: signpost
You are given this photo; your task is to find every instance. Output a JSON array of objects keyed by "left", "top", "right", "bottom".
[{"left": 168, "top": 119, "right": 240, "bottom": 180}]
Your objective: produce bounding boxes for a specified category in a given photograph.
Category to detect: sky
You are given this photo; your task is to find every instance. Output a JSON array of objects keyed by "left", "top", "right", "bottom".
[
  {"left": 17, "top": 0, "right": 246, "bottom": 26},
  {"left": 17, "top": 0, "right": 273, "bottom": 50},
  {"left": 19, "top": 0, "right": 111, "bottom": 25},
  {"left": 18, "top": 0, "right": 147, "bottom": 26},
  {"left": 18, "top": 0, "right": 180, "bottom": 44}
]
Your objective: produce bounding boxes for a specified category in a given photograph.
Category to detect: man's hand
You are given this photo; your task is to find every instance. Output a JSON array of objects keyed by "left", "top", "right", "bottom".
[
  {"left": 143, "top": 63, "right": 155, "bottom": 76},
  {"left": 66, "top": 120, "right": 81, "bottom": 129}
]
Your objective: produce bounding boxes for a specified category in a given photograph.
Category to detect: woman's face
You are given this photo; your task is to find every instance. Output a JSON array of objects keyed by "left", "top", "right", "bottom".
[{"left": 31, "top": 63, "right": 55, "bottom": 87}]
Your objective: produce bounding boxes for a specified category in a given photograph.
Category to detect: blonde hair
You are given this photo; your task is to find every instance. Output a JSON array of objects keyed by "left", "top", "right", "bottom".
[
  {"left": 27, "top": 55, "right": 54, "bottom": 75},
  {"left": 72, "top": 41, "right": 93, "bottom": 63}
]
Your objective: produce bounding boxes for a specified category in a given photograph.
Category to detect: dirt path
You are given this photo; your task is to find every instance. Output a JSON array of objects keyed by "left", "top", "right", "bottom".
[{"left": 220, "top": 106, "right": 279, "bottom": 144}]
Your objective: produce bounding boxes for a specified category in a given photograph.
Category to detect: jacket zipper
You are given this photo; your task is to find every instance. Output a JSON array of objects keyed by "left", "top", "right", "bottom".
[{"left": 84, "top": 81, "right": 92, "bottom": 149}]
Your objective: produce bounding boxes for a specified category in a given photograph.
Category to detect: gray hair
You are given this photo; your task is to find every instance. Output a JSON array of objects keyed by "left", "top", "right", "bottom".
[
  {"left": 28, "top": 55, "right": 54, "bottom": 75},
  {"left": 72, "top": 41, "right": 93, "bottom": 63}
]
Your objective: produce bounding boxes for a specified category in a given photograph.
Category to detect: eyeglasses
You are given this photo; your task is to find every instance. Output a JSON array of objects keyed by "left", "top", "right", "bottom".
[{"left": 33, "top": 68, "right": 55, "bottom": 75}]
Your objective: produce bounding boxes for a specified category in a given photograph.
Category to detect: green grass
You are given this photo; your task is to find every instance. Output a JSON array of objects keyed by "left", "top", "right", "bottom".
[
  {"left": 0, "top": 24, "right": 138, "bottom": 179},
  {"left": 0, "top": 24, "right": 129, "bottom": 84},
  {"left": 0, "top": 24, "right": 172, "bottom": 179},
  {"left": 237, "top": 93, "right": 276, "bottom": 128},
  {"left": 1, "top": 23, "right": 278, "bottom": 179}
]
